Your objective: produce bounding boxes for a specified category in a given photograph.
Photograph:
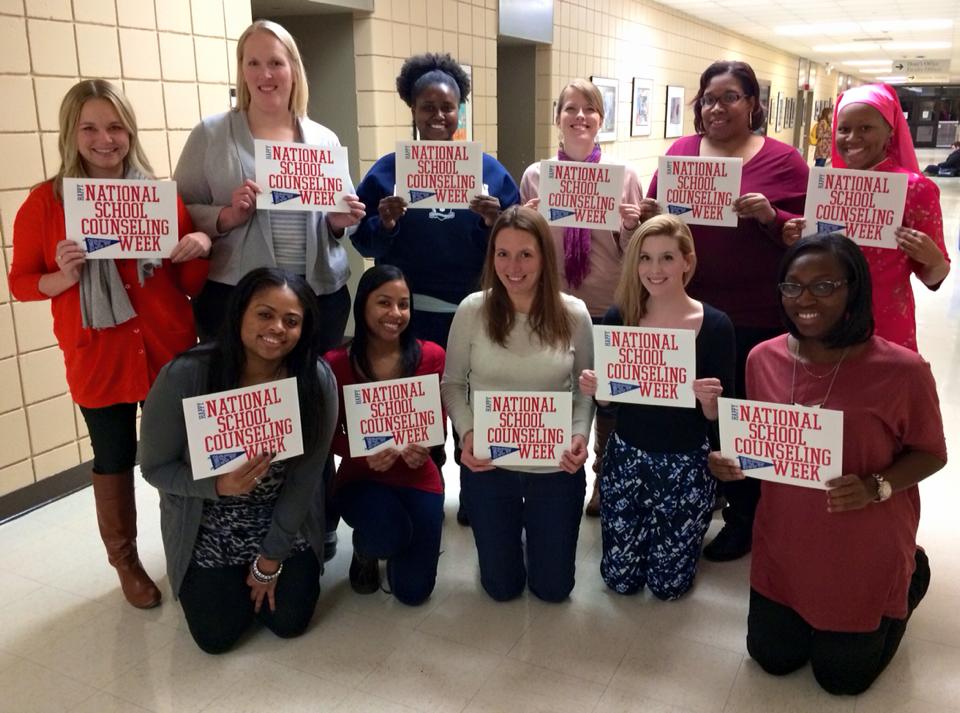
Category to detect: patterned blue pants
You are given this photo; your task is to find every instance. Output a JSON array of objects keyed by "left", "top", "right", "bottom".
[{"left": 599, "top": 432, "right": 715, "bottom": 600}]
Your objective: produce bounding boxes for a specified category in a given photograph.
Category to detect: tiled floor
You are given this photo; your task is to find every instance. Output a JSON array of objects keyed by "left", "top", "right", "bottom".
[{"left": 2, "top": 150, "right": 958, "bottom": 712}]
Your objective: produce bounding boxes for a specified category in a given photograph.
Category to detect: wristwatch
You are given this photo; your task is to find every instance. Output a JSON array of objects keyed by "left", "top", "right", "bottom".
[{"left": 871, "top": 473, "right": 892, "bottom": 502}]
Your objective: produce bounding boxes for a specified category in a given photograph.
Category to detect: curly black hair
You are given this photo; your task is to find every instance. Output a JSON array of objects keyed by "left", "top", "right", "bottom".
[{"left": 396, "top": 53, "right": 470, "bottom": 107}]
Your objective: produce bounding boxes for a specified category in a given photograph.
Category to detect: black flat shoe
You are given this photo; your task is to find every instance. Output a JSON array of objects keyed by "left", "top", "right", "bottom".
[
  {"left": 349, "top": 552, "right": 380, "bottom": 594},
  {"left": 702, "top": 523, "right": 751, "bottom": 562}
]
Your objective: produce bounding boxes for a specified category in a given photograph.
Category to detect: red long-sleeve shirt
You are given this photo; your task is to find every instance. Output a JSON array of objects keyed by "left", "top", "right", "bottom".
[{"left": 8, "top": 180, "right": 208, "bottom": 408}]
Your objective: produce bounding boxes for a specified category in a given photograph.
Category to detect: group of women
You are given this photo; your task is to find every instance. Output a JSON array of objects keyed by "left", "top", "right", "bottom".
[{"left": 7, "top": 17, "right": 949, "bottom": 696}]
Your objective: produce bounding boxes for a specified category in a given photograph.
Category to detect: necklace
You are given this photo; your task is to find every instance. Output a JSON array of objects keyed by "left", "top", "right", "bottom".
[{"left": 790, "top": 340, "right": 848, "bottom": 408}]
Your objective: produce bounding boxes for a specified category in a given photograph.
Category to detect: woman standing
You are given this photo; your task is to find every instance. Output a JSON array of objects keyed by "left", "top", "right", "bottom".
[
  {"left": 710, "top": 234, "right": 946, "bottom": 694},
  {"left": 441, "top": 206, "right": 594, "bottom": 602},
  {"left": 645, "top": 61, "right": 809, "bottom": 561},
  {"left": 813, "top": 106, "right": 832, "bottom": 167},
  {"left": 8, "top": 79, "right": 210, "bottom": 609},
  {"left": 175, "top": 20, "right": 364, "bottom": 351},
  {"left": 579, "top": 215, "right": 735, "bottom": 599},
  {"left": 326, "top": 265, "right": 445, "bottom": 605},
  {"left": 784, "top": 83, "right": 950, "bottom": 352},
  {"left": 140, "top": 268, "right": 338, "bottom": 654},
  {"left": 520, "top": 78, "right": 644, "bottom": 517}
]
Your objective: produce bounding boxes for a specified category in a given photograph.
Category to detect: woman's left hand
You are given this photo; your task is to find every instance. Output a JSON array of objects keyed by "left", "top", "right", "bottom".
[
  {"left": 400, "top": 444, "right": 430, "bottom": 469},
  {"left": 894, "top": 226, "right": 945, "bottom": 267},
  {"left": 619, "top": 203, "right": 641, "bottom": 232},
  {"left": 825, "top": 474, "right": 875, "bottom": 513},
  {"left": 560, "top": 434, "right": 588, "bottom": 474},
  {"left": 733, "top": 193, "right": 776, "bottom": 224},
  {"left": 246, "top": 557, "right": 279, "bottom": 612},
  {"left": 169, "top": 231, "right": 212, "bottom": 263},
  {"left": 326, "top": 195, "right": 367, "bottom": 237},
  {"left": 692, "top": 377, "right": 723, "bottom": 420},
  {"left": 469, "top": 195, "right": 501, "bottom": 227}
]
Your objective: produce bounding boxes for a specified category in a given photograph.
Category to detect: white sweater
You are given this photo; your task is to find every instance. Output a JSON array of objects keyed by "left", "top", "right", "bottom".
[{"left": 440, "top": 290, "right": 595, "bottom": 473}]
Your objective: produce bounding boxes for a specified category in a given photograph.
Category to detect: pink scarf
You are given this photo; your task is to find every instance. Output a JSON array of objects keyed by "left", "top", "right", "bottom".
[
  {"left": 557, "top": 143, "right": 601, "bottom": 289},
  {"left": 832, "top": 83, "right": 920, "bottom": 174}
]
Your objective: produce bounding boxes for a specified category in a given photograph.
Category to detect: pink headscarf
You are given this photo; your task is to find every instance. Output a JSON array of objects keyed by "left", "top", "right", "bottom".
[{"left": 832, "top": 83, "right": 920, "bottom": 174}]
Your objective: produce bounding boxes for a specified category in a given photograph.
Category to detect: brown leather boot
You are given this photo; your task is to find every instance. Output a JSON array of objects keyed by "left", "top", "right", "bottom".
[{"left": 91, "top": 471, "right": 162, "bottom": 609}]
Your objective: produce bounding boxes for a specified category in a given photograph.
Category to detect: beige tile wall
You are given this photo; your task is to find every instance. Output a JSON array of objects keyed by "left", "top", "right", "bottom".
[
  {"left": 531, "top": 0, "right": 807, "bottom": 187},
  {"left": 0, "top": 0, "right": 248, "bottom": 497},
  {"left": 353, "top": 0, "right": 500, "bottom": 177}
]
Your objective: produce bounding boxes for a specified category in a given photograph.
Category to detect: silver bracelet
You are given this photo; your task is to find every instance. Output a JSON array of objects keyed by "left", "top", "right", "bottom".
[{"left": 251, "top": 557, "right": 283, "bottom": 584}]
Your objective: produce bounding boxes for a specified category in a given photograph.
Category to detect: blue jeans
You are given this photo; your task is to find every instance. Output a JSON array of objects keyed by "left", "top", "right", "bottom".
[
  {"left": 461, "top": 465, "right": 586, "bottom": 602},
  {"left": 337, "top": 482, "right": 443, "bottom": 606}
]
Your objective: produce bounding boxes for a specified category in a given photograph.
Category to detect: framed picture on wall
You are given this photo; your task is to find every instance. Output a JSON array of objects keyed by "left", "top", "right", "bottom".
[
  {"left": 757, "top": 80, "right": 771, "bottom": 135},
  {"left": 591, "top": 76, "right": 618, "bottom": 142},
  {"left": 665, "top": 85, "right": 684, "bottom": 138},
  {"left": 785, "top": 97, "right": 791, "bottom": 129},
  {"left": 630, "top": 77, "right": 653, "bottom": 137},
  {"left": 775, "top": 92, "right": 783, "bottom": 132}
]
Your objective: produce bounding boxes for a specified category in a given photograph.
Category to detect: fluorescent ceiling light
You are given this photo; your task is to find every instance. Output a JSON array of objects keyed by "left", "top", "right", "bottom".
[
  {"left": 840, "top": 59, "right": 893, "bottom": 66},
  {"left": 875, "top": 76, "right": 908, "bottom": 82},
  {"left": 861, "top": 68, "right": 892, "bottom": 74},
  {"left": 776, "top": 19, "right": 952, "bottom": 36},
  {"left": 812, "top": 41, "right": 951, "bottom": 52}
]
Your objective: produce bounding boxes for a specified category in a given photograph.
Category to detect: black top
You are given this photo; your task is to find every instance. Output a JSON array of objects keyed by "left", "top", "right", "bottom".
[{"left": 601, "top": 303, "right": 736, "bottom": 452}]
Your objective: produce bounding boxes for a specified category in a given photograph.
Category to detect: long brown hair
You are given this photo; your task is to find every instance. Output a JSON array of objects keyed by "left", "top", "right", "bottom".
[
  {"left": 615, "top": 215, "right": 697, "bottom": 325},
  {"left": 480, "top": 205, "right": 573, "bottom": 349}
]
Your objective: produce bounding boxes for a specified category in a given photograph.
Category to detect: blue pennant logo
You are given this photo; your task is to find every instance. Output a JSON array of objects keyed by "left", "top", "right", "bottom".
[
  {"left": 738, "top": 455, "right": 773, "bottom": 470},
  {"left": 609, "top": 381, "right": 640, "bottom": 396},
  {"left": 271, "top": 190, "right": 300, "bottom": 204},
  {"left": 549, "top": 208, "right": 575, "bottom": 221},
  {"left": 409, "top": 190, "right": 435, "bottom": 203},
  {"left": 490, "top": 445, "right": 519, "bottom": 460},
  {"left": 363, "top": 434, "right": 394, "bottom": 450},
  {"left": 816, "top": 221, "right": 845, "bottom": 234},
  {"left": 667, "top": 204, "right": 692, "bottom": 215},
  {"left": 84, "top": 237, "right": 120, "bottom": 252},
  {"left": 209, "top": 451, "right": 245, "bottom": 469}
]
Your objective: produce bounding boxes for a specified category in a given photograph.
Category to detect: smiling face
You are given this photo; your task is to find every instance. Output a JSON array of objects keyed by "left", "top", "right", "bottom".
[
  {"left": 700, "top": 72, "right": 755, "bottom": 142},
  {"left": 782, "top": 251, "right": 849, "bottom": 342},
  {"left": 75, "top": 98, "right": 130, "bottom": 179},
  {"left": 240, "top": 285, "right": 304, "bottom": 370},
  {"left": 835, "top": 102, "right": 891, "bottom": 170},
  {"left": 493, "top": 226, "right": 542, "bottom": 309},
  {"left": 241, "top": 30, "right": 294, "bottom": 114},
  {"left": 364, "top": 279, "right": 411, "bottom": 344},
  {"left": 413, "top": 82, "right": 459, "bottom": 141},
  {"left": 636, "top": 233, "right": 693, "bottom": 298},
  {"left": 556, "top": 88, "right": 601, "bottom": 146}
]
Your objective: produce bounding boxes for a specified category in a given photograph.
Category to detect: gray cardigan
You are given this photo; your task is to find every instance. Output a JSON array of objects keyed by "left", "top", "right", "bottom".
[
  {"left": 174, "top": 110, "right": 352, "bottom": 295},
  {"left": 139, "top": 352, "right": 338, "bottom": 598}
]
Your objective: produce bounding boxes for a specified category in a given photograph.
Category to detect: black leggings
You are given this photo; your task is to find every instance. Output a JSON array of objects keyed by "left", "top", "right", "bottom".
[
  {"left": 78, "top": 402, "right": 140, "bottom": 473},
  {"left": 746, "top": 549, "right": 930, "bottom": 695},
  {"left": 178, "top": 548, "right": 321, "bottom": 654}
]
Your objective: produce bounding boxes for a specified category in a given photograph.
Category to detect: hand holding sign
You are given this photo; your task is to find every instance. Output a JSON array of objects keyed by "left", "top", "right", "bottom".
[
  {"left": 559, "top": 434, "right": 589, "bottom": 474},
  {"left": 469, "top": 194, "right": 501, "bottom": 227},
  {"left": 782, "top": 218, "right": 805, "bottom": 246},
  {"left": 367, "top": 448, "right": 401, "bottom": 473},
  {"left": 378, "top": 195, "right": 408, "bottom": 231},
  {"left": 893, "top": 226, "right": 946, "bottom": 269},
  {"left": 214, "top": 451, "right": 273, "bottom": 496},
  {"left": 732, "top": 192, "right": 776, "bottom": 225},
  {"left": 326, "top": 194, "right": 366, "bottom": 236},
  {"left": 461, "top": 431, "right": 494, "bottom": 472},
  {"left": 219, "top": 179, "right": 262, "bottom": 233},
  {"left": 54, "top": 239, "right": 86, "bottom": 285},
  {"left": 825, "top": 474, "right": 877, "bottom": 513}
]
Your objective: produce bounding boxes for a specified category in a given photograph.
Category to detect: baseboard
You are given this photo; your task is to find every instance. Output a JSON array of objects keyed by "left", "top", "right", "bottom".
[{"left": 0, "top": 460, "right": 93, "bottom": 525}]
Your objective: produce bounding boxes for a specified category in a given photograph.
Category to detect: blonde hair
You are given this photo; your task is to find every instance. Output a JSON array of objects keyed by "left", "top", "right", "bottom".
[
  {"left": 235, "top": 20, "right": 308, "bottom": 117},
  {"left": 53, "top": 79, "right": 154, "bottom": 200},
  {"left": 615, "top": 215, "right": 697, "bottom": 325},
  {"left": 555, "top": 79, "right": 605, "bottom": 124},
  {"left": 480, "top": 206, "right": 573, "bottom": 350}
]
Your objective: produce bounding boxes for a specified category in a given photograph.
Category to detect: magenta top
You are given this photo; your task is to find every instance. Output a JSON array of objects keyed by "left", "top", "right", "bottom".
[{"left": 647, "top": 135, "right": 809, "bottom": 329}]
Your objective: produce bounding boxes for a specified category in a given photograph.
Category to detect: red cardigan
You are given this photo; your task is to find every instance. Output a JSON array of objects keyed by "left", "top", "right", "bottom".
[
  {"left": 8, "top": 180, "right": 208, "bottom": 408},
  {"left": 325, "top": 340, "right": 445, "bottom": 494}
]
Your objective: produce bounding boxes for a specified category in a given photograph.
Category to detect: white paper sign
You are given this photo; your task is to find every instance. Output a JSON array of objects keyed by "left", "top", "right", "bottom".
[
  {"left": 473, "top": 391, "right": 571, "bottom": 467},
  {"left": 718, "top": 397, "right": 843, "bottom": 490},
  {"left": 342, "top": 374, "right": 445, "bottom": 457},
  {"left": 181, "top": 377, "right": 303, "bottom": 480},
  {"left": 593, "top": 325, "right": 696, "bottom": 407},
  {"left": 538, "top": 160, "right": 625, "bottom": 231},
  {"left": 656, "top": 156, "right": 742, "bottom": 227},
  {"left": 63, "top": 177, "right": 178, "bottom": 258},
  {"left": 803, "top": 167, "right": 908, "bottom": 249},
  {"left": 395, "top": 140, "right": 482, "bottom": 209},
  {"left": 254, "top": 140, "right": 352, "bottom": 212}
]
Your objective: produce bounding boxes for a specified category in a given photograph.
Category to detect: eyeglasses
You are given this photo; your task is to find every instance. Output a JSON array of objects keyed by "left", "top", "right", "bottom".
[
  {"left": 778, "top": 280, "right": 847, "bottom": 298},
  {"left": 699, "top": 91, "right": 746, "bottom": 108}
]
